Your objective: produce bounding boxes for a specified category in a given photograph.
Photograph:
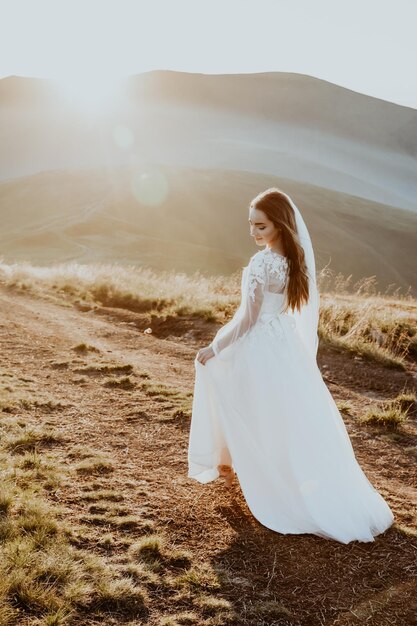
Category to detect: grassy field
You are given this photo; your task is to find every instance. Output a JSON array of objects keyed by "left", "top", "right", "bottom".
[{"left": 1, "top": 257, "right": 416, "bottom": 370}]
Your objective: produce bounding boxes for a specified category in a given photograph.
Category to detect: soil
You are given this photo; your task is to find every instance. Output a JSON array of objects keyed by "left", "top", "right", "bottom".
[{"left": 1, "top": 283, "right": 416, "bottom": 626}]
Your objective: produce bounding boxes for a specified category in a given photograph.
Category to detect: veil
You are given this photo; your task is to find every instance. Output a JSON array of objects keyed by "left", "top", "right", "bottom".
[
  {"left": 282, "top": 193, "right": 320, "bottom": 362},
  {"left": 209, "top": 192, "right": 320, "bottom": 363}
]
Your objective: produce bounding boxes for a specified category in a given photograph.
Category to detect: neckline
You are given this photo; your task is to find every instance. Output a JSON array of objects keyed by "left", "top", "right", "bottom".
[{"left": 263, "top": 247, "right": 287, "bottom": 261}]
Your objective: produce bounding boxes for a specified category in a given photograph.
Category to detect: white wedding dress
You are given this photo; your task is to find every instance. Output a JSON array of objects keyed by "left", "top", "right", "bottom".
[{"left": 187, "top": 246, "right": 394, "bottom": 544}]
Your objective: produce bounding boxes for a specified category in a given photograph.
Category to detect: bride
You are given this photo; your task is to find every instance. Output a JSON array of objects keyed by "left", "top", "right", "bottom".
[{"left": 187, "top": 187, "right": 394, "bottom": 544}]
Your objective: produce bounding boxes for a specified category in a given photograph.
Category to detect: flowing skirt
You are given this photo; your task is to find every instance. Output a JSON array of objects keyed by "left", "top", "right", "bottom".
[{"left": 187, "top": 312, "right": 394, "bottom": 544}]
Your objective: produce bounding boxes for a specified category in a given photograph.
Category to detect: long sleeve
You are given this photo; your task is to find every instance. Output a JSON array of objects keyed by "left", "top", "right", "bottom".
[{"left": 210, "top": 253, "right": 267, "bottom": 358}]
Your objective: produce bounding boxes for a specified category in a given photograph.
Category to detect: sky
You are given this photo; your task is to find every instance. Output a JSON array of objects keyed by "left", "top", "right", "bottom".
[{"left": 1, "top": 0, "right": 416, "bottom": 109}]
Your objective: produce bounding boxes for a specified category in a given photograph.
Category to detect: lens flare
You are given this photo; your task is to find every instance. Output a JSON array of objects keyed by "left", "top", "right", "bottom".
[
  {"left": 55, "top": 72, "right": 125, "bottom": 113},
  {"left": 130, "top": 167, "right": 169, "bottom": 207}
]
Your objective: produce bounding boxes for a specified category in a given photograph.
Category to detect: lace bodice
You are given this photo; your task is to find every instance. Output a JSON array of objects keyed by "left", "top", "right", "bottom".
[
  {"left": 210, "top": 247, "right": 290, "bottom": 357},
  {"left": 248, "top": 248, "right": 289, "bottom": 301}
]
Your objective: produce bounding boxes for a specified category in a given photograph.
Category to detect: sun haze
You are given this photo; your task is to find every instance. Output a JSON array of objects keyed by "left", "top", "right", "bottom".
[{"left": 1, "top": 0, "right": 416, "bottom": 109}]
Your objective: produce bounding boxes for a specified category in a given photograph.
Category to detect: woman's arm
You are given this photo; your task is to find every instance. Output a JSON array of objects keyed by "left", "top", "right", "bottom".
[{"left": 210, "top": 254, "right": 267, "bottom": 356}]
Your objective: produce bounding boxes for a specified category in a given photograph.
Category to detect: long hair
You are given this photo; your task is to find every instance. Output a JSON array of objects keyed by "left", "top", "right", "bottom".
[{"left": 250, "top": 187, "right": 310, "bottom": 313}]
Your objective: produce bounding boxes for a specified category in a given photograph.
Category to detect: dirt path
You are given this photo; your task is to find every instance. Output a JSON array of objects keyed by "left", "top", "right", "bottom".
[{"left": 1, "top": 283, "right": 416, "bottom": 626}]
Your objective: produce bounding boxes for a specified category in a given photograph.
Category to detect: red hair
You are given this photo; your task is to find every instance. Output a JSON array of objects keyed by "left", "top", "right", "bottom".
[{"left": 250, "top": 187, "right": 310, "bottom": 313}]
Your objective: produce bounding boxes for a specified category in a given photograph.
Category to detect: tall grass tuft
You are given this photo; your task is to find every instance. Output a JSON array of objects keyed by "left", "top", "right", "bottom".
[
  {"left": 317, "top": 265, "right": 416, "bottom": 367},
  {"left": 358, "top": 394, "right": 414, "bottom": 429}
]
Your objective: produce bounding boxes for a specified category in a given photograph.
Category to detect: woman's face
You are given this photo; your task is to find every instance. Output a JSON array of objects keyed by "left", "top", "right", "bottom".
[{"left": 248, "top": 207, "right": 280, "bottom": 248}]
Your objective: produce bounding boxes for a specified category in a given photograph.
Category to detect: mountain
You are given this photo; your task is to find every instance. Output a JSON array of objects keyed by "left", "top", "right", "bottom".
[
  {"left": 1, "top": 71, "right": 416, "bottom": 211},
  {"left": 0, "top": 71, "right": 416, "bottom": 292}
]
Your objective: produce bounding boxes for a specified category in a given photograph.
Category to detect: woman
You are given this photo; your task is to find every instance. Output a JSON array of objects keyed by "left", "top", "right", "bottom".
[{"left": 187, "top": 187, "right": 394, "bottom": 544}]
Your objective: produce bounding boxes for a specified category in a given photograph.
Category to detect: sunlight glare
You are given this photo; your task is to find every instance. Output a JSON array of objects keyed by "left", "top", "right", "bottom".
[
  {"left": 55, "top": 72, "right": 125, "bottom": 113},
  {"left": 113, "top": 124, "right": 135, "bottom": 149}
]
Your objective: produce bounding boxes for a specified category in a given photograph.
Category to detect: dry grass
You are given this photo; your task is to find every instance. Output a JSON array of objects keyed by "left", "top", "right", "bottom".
[
  {"left": 317, "top": 267, "right": 416, "bottom": 363},
  {"left": 72, "top": 342, "right": 101, "bottom": 354},
  {"left": 78, "top": 488, "right": 124, "bottom": 503},
  {"left": 358, "top": 392, "right": 416, "bottom": 429},
  {"left": 0, "top": 410, "right": 226, "bottom": 625},
  {"left": 102, "top": 375, "right": 136, "bottom": 389},
  {"left": 359, "top": 405, "right": 408, "bottom": 429},
  {"left": 5, "top": 426, "right": 63, "bottom": 454},
  {"left": 0, "top": 367, "right": 69, "bottom": 415},
  {"left": 0, "top": 417, "right": 149, "bottom": 624},
  {"left": 139, "top": 381, "right": 193, "bottom": 420},
  {"left": 73, "top": 362, "right": 134, "bottom": 375},
  {"left": 74, "top": 454, "right": 115, "bottom": 475},
  {"left": 0, "top": 371, "right": 226, "bottom": 624},
  {"left": 1, "top": 259, "right": 416, "bottom": 371},
  {"left": 0, "top": 259, "right": 229, "bottom": 320}
]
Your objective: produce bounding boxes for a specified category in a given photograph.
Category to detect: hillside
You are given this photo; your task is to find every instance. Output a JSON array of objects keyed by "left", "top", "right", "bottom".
[
  {"left": 1, "top": 71, "right": 416, "bottom": 212},
  {"left": 1, "top": 167, "right": 416, "bottom": 296}
]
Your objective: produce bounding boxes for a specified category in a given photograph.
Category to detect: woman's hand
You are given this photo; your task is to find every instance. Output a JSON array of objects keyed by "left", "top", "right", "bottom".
[{"left": 196, "top": 345, "right": 215, "bottom": 365}]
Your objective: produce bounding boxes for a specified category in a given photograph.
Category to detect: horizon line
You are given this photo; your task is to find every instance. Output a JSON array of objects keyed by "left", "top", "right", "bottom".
[{"left": 0, "top": 69, "right": 415, "bottom": 111}]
